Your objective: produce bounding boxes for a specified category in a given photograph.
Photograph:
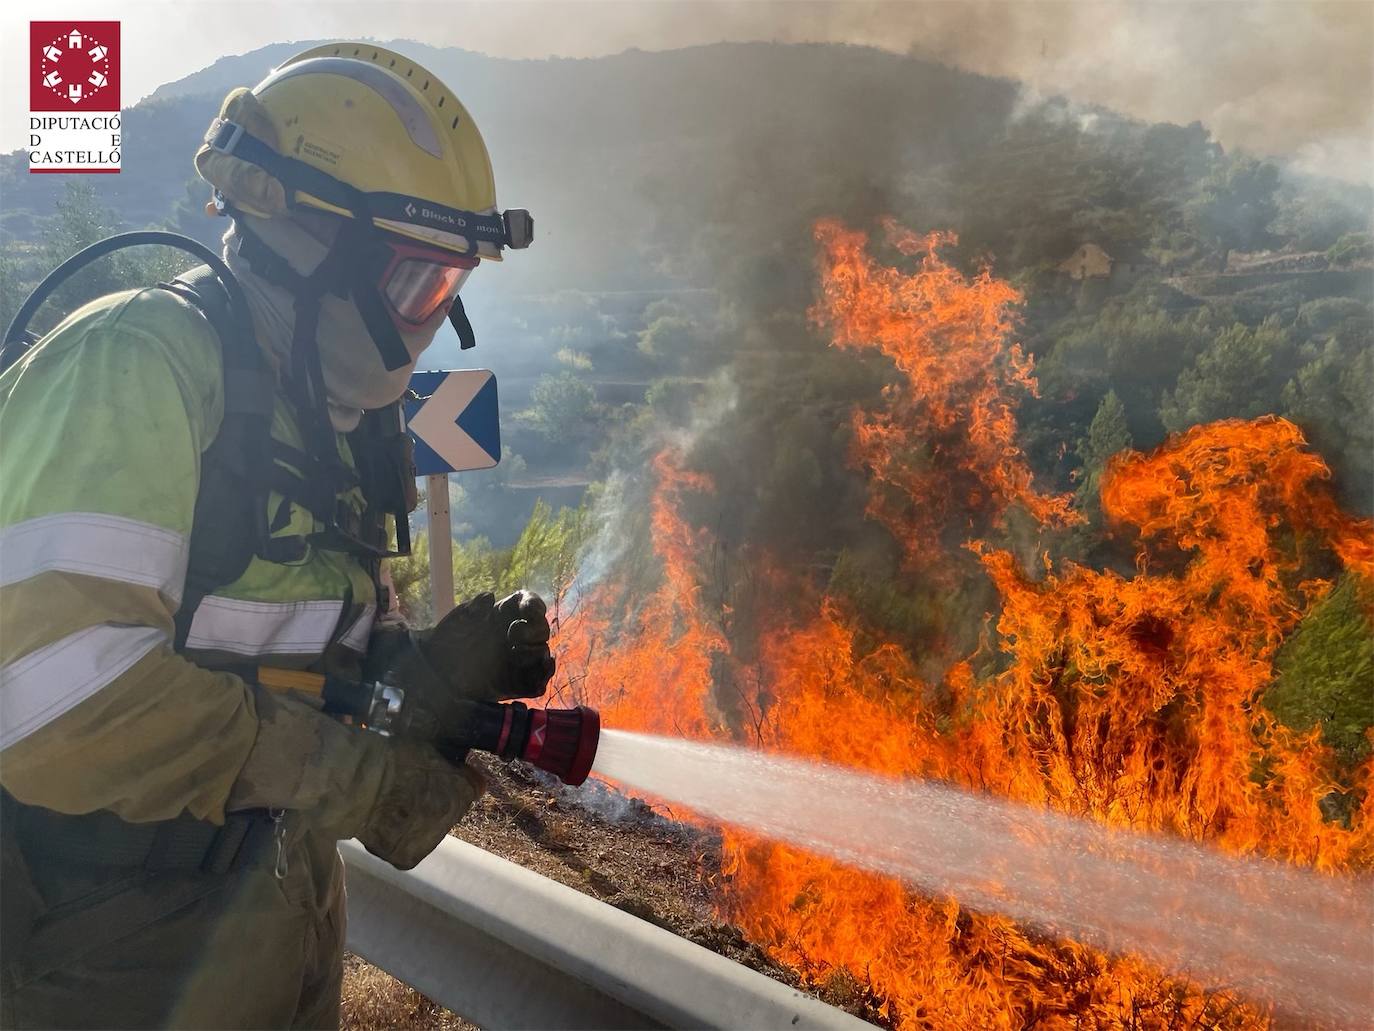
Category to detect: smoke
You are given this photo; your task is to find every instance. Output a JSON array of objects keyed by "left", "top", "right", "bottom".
[
  {"left": 267, "top": 2, "right": 1364, "bottom": 185},
  {"left": 585, "top": 0, "right": 1374, "bottom": 184},
  {"left": 568, "top": 366, "right": 740, "bottom": 599},
  {"left": 8, "top": 2, "right": 1363, "bottom": 181}
]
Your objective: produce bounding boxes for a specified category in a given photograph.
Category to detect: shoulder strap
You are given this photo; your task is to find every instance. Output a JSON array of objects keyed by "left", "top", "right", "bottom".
[
  {"left": 166, "top": 268, "right": 410, "bottom": 646},
  {"left": 160, "top": 267, "right": 280, "bottom": 649},
  {"left": 1, "top": 231, "right": 402, "bottom": 648}
]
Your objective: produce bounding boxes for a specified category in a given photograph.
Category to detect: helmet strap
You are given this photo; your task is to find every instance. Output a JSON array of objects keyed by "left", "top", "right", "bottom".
[
  {"left": 285, "top": 290, "right": 339, "bottom": 462},
  {"left": 236, "top": 213, "right": 414, "bottom": 373}
]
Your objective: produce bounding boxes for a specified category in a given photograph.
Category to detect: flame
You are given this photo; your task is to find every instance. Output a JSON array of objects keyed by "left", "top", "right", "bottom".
[
  {"left": 558, "top": 449, "right": 725, "bottom": 740},
  {"left": 555, "top": 220, "right": 1373, "bottom": 1028},
  {"left": 810, "top": 218, "right": 1077, "bottom": 571}
]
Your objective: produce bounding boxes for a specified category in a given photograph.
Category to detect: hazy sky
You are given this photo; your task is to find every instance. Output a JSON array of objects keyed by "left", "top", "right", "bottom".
[{"left": 4, "top": 1, "right": 1371, "bottom": 182}]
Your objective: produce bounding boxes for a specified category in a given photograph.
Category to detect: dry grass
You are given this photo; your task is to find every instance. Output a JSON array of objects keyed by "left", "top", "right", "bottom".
[{"left": 339, "top": 953, "right": 477, "bottom": 1030}]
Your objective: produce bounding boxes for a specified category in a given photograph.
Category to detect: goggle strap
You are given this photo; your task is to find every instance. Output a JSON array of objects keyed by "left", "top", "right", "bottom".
[
  {"left": 449, "top": 294, "right": 477, "bottom": 350},
  {"left": 235, "top": 219, "right": 316, "bottom": 296}
]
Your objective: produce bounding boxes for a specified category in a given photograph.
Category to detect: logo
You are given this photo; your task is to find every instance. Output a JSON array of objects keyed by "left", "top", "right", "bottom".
[
  {"left": 30, "top": 23, "right": 119, "bottom": 111},
  {"left": 400, "top": 200, "right": 468, "bottom": 230},
  {"left": 28, "top": 22, "right": 121, "bottom": 173}
]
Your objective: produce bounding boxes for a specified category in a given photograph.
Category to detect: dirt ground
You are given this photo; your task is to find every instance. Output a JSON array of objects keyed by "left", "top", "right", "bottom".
[{"left": 341, "top": 759, "right": 887, "bottom": 1030}]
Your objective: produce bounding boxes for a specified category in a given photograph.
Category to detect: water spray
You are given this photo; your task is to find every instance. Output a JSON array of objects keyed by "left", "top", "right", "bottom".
[
  {"left": 590, "top": 729, "right": 1374, "bottom": 1025},
  {"left": 254, "top": 665, "right": 1370, "bottom": 1020}
]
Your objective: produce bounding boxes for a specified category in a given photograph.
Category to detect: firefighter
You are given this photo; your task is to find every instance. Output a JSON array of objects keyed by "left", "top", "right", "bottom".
[{"left": 0, "top": 45, "right": 549, "bottom": 1027}]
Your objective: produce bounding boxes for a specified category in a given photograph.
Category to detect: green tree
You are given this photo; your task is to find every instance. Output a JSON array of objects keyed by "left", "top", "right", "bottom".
[
  {"left": 1159, "top": 317, "right": 1295, "bottom": 432},
  {"left": 637, "top": 312, "right": 698, "bottom": 357},
  {"left": 1282, "top": 323, "right": 1374, "bottom": 510},
  {"left": 388, "top": 501, "right": 593, "bottom": 628},
  {"left": 40, "top": 179, "right": 123, "bottom": 267},
  {"left": 1265, "top": 576, "right": 1374, "bottom": 771},
  {"left": 0, "top": 253, "right": 28, "bottom": 340},
  {"left": 554, "top": 347, "right": 594, "bottom": 371},
  {"left": 1325, "top": 232, "right": 1374, "bottom": 267},
  {"left": 452, "top": 536, "right": 505, "bottom": 601},
  {"left": 523, "top": 371, "right": 600, "bottom": 441},
  {"left": 23, "top": 180, "right": 196, "bottom": 338},
  {"left": 1036, "top": 300, "right": 1216, "bottom": 446},
  {"left": 1074, "top": 391, "right": 1132, "bottom": 515},
  {"left": 1186, "top": 155, "right": 1281, "bottom": 267},
  {"left": 388, "top": 530, "right": 432, "bottom": 624}
]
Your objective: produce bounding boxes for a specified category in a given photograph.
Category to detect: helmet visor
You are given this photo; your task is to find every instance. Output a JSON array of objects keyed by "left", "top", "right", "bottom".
[{"left": 383, "top": 257, "right": 475, "bottom": 326}]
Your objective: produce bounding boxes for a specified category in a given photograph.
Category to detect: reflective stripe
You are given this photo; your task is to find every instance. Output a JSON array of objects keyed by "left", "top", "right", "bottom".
[
  {"left": 0, "top": 513, "right": 188, "bottom": 601},
  {"left": 183, "top": 596, "right": 345, "bottom": 657},
  {"left": 0, "top": 624, "right": 167, "bottom": 749},
  {"left": 339, "top": 604, "right": 376, "bottom": 654}
]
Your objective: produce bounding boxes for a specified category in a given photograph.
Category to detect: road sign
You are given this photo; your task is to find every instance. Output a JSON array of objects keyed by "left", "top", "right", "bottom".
[
  {"left": 404, "top": 370, "right": 501, "bottom": 620},
  {"left": 404, "top": 370, "right": 501, "bottom": 476}
]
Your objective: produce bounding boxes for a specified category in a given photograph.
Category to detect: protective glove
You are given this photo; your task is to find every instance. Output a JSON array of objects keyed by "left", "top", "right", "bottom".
[
  {"left": 366, "top": 589, "right": 556, "bottom": 708},
  {"left": 422, "top": 590, "right": 557, "bottom": 702},
  {"left": 227, "top": 689, "right": 483, "bottom": 869},
  {"left": 357, "top": 741, "right": 485, "bottom": 870}
]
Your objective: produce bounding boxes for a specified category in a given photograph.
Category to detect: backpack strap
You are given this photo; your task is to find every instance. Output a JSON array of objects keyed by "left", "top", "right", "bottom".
[
  {"left": 163, "top": 267, "right": 414, "bottom": 646},
  {"left": 160, "top": 267, "right": 279, "bottom": 650}
]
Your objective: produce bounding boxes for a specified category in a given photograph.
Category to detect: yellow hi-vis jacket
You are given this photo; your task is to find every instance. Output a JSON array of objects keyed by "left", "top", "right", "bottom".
[{"left": 0, "top": 286, "right": 377, "bottom": 822}]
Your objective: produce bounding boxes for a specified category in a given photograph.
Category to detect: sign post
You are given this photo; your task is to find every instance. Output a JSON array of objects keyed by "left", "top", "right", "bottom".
[
  {"left": 404, "top": 369, "right": 502, "bottom": 624},
  {"left": 426, "top": 473, "right": 455, "bottom": 620}
]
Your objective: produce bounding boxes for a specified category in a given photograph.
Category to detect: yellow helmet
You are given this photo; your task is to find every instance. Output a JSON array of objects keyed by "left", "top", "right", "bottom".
[{"left": 195, "top": 43, "right": 531, "bottom": 261}]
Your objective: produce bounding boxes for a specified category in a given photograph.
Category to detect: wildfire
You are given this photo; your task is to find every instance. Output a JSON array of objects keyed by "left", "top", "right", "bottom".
[
  {"left": 555, "top": 220, "right": 1373, "bottom": 1028},
  {"left": 556, "top": 449, "right": 726, "bottom": 741},
  {"left": 810, "top": 218, "right": 1077, "bottom": 570}
]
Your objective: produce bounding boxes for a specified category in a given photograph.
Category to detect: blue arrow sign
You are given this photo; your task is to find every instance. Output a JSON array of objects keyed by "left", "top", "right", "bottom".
[{"left": 404, "top": 370, "right": 501, "bottom": 475}]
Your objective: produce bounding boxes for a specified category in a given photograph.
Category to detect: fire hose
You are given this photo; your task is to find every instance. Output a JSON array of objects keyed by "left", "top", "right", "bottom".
[{"left": 257, "top": 667, "right": 600, "bottom": 786}]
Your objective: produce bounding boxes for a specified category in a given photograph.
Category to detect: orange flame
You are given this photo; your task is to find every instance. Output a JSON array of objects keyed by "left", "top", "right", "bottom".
[
  {"left": 810, "top": 218, "right": 1076, "bottom": 571},
  {"left": 559, "top": 449, "right": 725, "bottom": 740},
  {"left": 556, "top": 220, "right": 1373, "bottom": 1028}
]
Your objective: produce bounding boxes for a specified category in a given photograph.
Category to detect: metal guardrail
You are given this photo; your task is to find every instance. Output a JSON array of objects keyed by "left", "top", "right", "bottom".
[{"left": 341, "top": 837, "right": 877, "bottom": 1030}]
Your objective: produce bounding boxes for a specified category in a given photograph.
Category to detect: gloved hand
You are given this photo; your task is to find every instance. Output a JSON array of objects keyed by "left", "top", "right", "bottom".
[
  {"left": 357, "top": 741, "right": 485, "bottom": 870},
  {"left": 227, "top": 689, "right": 483, "bottom": 870},
  {"left": 420, "top": 590, "right": 556, "bottom": 702},
  {"left": 365, "top": 590, "right": 556, "bottom": 707}
]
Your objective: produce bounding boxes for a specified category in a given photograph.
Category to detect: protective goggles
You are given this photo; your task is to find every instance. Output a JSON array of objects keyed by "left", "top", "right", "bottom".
[{"left": 377, "top": 240, "right": 479, "bottom": 327}]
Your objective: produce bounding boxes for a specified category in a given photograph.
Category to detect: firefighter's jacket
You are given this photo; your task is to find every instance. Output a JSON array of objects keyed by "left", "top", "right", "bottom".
[{"left": 0, "top": 285, "right": 378, "bottom": 822}]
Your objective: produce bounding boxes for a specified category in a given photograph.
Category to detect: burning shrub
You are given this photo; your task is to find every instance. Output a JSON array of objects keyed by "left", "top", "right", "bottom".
[{"left": 554, "top": 221, "right": 1373, "bottom": 1028}]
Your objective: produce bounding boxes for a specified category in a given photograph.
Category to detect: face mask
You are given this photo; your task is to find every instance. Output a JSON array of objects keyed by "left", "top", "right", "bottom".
[
  {"left": 317, "top": 294, "right": 451, "bottom": 430},
  {"left": 224, "top": 212, "right": 461, "bottom": 430}
]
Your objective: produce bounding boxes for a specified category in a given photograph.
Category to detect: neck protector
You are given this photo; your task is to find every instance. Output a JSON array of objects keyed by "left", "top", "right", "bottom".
[{"left": 223, "top": 212, "right": 444, "bottom": 435}]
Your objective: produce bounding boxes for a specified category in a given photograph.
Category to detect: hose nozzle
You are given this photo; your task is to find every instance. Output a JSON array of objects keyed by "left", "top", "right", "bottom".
[
  {"left": 521, "top": 705, "right": 601, "bottom": 786},
  {"left": 440, "top": 700, "right": 600, "bottom": 786},
  {"left": 253, "top": 667, "right": 601, "bottom": 787}
]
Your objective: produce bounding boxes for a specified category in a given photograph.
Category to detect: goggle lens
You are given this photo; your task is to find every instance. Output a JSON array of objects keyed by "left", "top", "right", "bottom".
[{"left": 382, "top": 255, "right": 475, "bottom": 325}]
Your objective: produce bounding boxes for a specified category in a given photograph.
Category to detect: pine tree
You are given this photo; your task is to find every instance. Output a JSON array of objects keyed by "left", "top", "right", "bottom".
[{"left": 1075, "top": 390, "right": 1131, "bottom": 516}]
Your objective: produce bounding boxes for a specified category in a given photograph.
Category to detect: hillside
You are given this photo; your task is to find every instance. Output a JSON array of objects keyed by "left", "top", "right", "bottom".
[{"left": 3, "top": 39, "right": 1371, "bottom": 541}]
